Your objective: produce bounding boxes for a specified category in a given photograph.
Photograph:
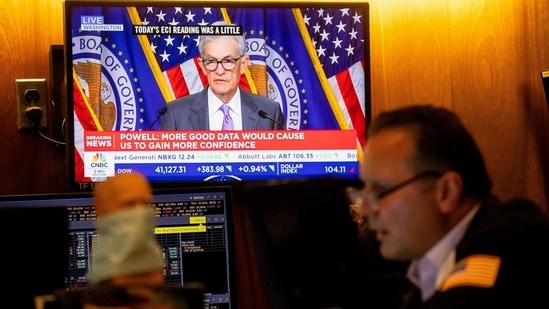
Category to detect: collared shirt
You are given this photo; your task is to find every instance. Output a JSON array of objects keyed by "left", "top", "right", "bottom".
[
  {"left": 407, "top": 202, "right": 481, "bottom": 301},
  {"left": 208, "top": 88, "right": 243, "bottom": 130}
]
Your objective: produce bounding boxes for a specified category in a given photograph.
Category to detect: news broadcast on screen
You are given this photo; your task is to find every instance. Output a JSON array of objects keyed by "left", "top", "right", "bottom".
[{"left": 65, "top": 1, "right": 370, "bottom": 190}]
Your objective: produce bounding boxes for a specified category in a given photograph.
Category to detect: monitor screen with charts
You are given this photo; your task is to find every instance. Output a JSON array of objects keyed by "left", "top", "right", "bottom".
[{"left": 0, "top": 185, "right": 237, "bottom": 309}]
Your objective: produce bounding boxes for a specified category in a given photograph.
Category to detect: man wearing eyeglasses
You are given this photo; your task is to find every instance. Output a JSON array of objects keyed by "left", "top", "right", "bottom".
[
  {"left": 348, "top": 104, "right": 549, "bottom": 308},
  {"left": 160, "top": 21, "right": 285, "bottom": 131}
]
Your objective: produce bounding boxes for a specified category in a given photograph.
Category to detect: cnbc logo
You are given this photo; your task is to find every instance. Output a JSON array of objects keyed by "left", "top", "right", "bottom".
[
  {"left": 80, "top": 15, "right": 124, "bottom": 32},
  {"left": 90, "top": 153, "right": 109, "bottom": 168},
  {"left": 84, "top": 152, "right": 114, "bottom": 178}
]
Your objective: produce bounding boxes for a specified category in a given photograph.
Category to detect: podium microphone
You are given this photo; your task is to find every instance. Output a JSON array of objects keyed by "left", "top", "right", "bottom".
[
  {"left": 148, "top": 106, "right": 168, "bottom": 130},
  {"left": 258, "top": 110, "right": 284, "bottom": 129}
]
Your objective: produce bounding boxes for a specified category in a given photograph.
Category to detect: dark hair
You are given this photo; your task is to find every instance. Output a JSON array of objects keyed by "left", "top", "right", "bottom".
[{"left": 367, "top": 104, "right": 492, "bottom": 197}]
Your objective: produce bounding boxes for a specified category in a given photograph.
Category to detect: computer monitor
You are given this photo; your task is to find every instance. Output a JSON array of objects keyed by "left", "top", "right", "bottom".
[
  {"left": 240, "top": 177, "right": 370, "bottom": 309},
  {"left": 0, "top": 205, "right": 69, "bottom": 309},
  {"left": 0, "top": 185, "right": 237, "bottom": 309}
]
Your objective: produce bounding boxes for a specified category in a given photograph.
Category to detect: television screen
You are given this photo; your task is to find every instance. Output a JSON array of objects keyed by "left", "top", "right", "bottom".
[
  {"left": 64, "top": 0, "right": 370, "bottom": 191},
  {"left": 0, "top": 185, "right": 237, "bottom": 309}
]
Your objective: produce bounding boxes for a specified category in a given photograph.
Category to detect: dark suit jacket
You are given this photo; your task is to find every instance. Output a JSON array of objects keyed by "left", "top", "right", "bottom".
[
  {"left": 160, "top": 88, "right": 285, "bottom": 130},
  {"left": 405, "top": 195, "right": 549, "bottom": 309}
]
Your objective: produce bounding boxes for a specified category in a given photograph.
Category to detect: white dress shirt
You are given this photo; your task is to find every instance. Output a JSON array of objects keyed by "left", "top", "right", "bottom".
[
  {"left": 207, "top": 88, "right": 243, "bottom": 130},
  {"left": 407, "top": 203, "right": 481, "bottom": 301}
]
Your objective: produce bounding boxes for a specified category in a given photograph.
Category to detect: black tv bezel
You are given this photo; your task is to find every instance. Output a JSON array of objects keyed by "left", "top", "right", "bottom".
[{"left": 63, "top": 0, "right": 371, "bottom": 192}]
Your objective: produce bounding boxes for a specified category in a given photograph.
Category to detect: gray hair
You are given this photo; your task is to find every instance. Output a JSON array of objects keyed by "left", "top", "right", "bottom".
[{"left": 198, "top": 20, "right": 246, "bottom": 57}]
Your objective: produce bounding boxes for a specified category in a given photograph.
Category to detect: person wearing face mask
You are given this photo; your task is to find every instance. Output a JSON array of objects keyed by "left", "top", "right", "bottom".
[
  {"left": 347, "top": 104, "right": 549, "bottom": 308},
  {"left": 82, "top": 173, "right": 202, "bottom": 309},
  {"left": 89, "top": 172, "right": 164, "bottom": 287},
  {"left": 54, "top": 173, "right": 204, "bottom": 309},
  {"left": 160, "top": 21, "right": 285, "bottom": 131}
]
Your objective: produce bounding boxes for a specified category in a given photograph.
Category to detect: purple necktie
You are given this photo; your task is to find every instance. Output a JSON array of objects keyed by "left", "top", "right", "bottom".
[{"left": 220, "top": 104, "right": 234, "bottom": 130}]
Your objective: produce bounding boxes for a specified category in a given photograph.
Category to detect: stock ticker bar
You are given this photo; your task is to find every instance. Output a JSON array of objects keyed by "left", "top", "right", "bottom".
[{"left": 82, "top": 130, "right": 359, "bottom": 181}]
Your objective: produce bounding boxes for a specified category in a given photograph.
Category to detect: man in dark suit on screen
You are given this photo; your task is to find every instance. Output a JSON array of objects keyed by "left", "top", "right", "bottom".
[{"left": 160, "top": 21, "right": 285, "bottom": 131}]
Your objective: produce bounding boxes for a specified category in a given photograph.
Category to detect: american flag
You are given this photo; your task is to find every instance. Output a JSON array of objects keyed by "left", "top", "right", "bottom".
[
  {"left": 135, "top": 7, "right": 234, "bottom": 100},
  {"left": 133, "top": 6, "right": 368, "bottom": 139},
  {"left": 301, "top": 7, "right": 367, "bottom": 146}
]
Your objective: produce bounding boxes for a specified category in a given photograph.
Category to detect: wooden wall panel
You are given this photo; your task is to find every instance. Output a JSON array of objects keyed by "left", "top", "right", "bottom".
[
  {"left": 0, "top": 0, "right": 65, "bottom": 195},
  {"left": 368, "top": 0, "right": 549, "bottom": 207},
  {"left": 448, "top": 1, "right": 534, "bottom": 200},
  {"left": 369, "top": 0, "right": 453, "bottom": 110}
]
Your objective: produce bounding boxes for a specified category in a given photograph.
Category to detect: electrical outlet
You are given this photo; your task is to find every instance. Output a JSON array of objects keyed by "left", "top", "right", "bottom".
[{"left": 16, "top": 78, "right": 48, "bottom": 130}]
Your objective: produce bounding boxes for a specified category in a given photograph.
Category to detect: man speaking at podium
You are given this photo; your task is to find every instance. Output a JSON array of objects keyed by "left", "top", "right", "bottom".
[{"left": 160, "top": 21, "right": 285, "bottom": 131}]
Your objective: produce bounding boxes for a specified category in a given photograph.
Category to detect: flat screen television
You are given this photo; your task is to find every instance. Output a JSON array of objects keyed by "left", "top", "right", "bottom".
[
  {"left": 64, "top": 0, "right": 370, "bottom": 191},
  {"left": 0, "top": 185, "right": 237, "bottom": 309}
]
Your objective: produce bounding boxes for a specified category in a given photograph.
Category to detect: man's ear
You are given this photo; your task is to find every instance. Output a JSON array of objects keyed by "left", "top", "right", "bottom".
[
  {"left": 436, "top": 171, "right": 463, "bottom": 213},
  {"left": 198, "top": 58, "right": 209, "bottom": 75},
  {"left": 239, "top": 55, "right": 250, "bottom": 74}
]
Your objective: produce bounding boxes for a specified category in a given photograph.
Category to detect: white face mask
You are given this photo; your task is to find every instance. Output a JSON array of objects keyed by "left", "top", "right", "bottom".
[{"left": 88, "top": 206, "right": 164, "bottom": 285}]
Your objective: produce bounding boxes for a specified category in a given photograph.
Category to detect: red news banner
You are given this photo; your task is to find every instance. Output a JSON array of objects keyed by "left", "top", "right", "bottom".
[
  {"left": 84, "top": 130, "right": 358, "bottom": 152},
  {"left": 82, "top": 130, "right": 359, "bottom": 180}
]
